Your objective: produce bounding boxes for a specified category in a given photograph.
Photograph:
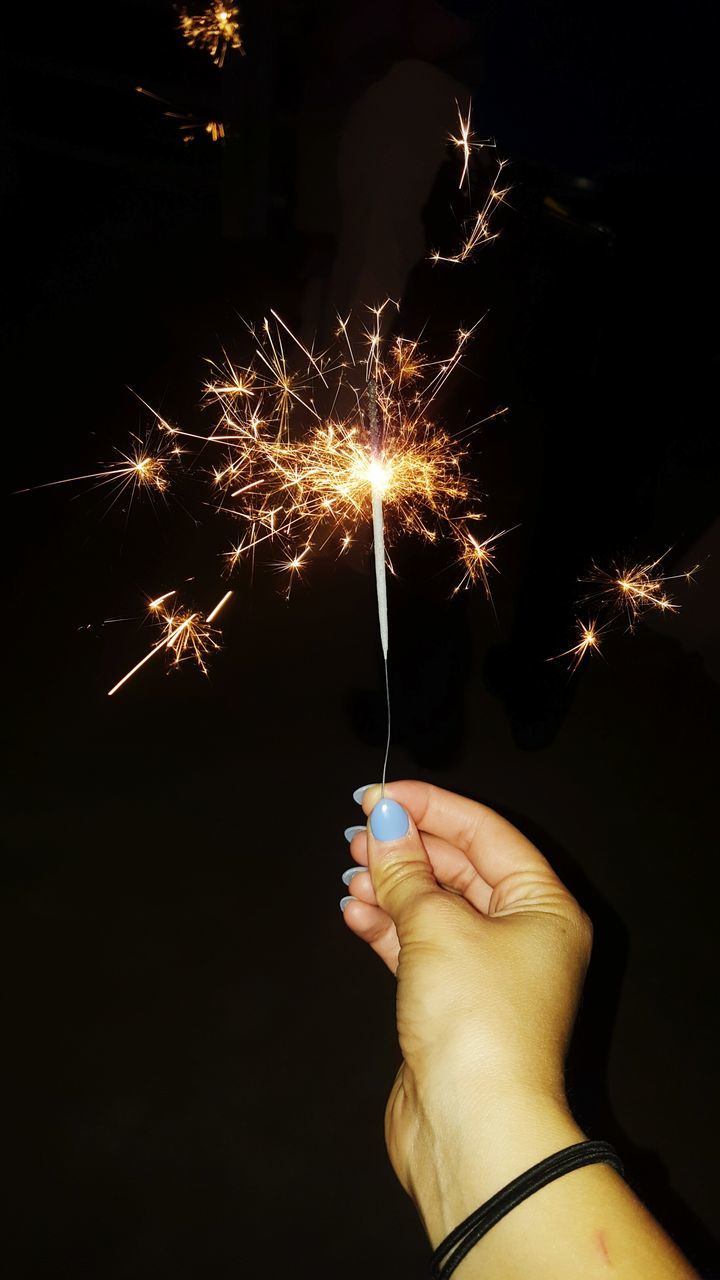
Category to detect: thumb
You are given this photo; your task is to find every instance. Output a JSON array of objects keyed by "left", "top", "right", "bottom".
[{"left": 364, "top": 790, "right": 439, "bottom": 933}]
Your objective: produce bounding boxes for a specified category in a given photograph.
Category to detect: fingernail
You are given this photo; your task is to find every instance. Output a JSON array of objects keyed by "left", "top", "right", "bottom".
[
  {"left": 340, "top": 895, "right": 356, "bottom": 912},
  {"left": 344, "top": 825, "right": 365, "bottom": 842},
  {"left": 342, "top": 866, "right": 366, "bottom": 886},
  {"left": 352, "top": 784, "right": 374, "bottom": 804},
  {"left": 370, "top": 798, "right": 409, "bottom": 842}
]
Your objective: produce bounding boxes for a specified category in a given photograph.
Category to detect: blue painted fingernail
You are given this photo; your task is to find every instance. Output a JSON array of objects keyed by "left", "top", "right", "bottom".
[
  {"left": 342, "top": 866, "right": 366, "bottom": 886},
  {"left": 344, "top": 825, "right": 365, "bottom": 842},
  {"left": 370, "top": 799, "right": 409, "bottom": 842},
  {"left": 352, "top": 784, "right": 374, "bottom": 804},
  {"left": 340, "top": 895, "right": 356, "bottom": 912}
]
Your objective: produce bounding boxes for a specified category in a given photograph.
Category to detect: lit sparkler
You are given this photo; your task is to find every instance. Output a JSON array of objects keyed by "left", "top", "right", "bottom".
[
  {"left": 107, "top": 589, "right": 233, "bottom": 696},
  {"left": 177, "top": 3, "right": 244, "bottom": 67},
  {"left": 183, "top": 306, "right": 507, "bottom": 609}
]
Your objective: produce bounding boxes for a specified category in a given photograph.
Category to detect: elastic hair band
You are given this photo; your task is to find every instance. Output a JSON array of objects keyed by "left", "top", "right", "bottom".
[{"left": 430, "top": 1139, "right": 623, "bottom": 1278}]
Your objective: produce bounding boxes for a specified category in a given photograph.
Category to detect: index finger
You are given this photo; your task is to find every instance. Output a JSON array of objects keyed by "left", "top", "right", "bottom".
[{"left": 360, "top": 780, "right": 558, "bottom": 889}]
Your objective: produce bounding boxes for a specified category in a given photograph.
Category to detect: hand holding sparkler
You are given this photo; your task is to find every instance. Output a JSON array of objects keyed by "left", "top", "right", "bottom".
[{"left": 339, "top": 780, "right": 698, "bottom": 1280}]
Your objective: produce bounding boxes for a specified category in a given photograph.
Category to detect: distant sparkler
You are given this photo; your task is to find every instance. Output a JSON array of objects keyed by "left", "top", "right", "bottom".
[{"left": 177, "top": 3, "right": 244, "bottom": 66}]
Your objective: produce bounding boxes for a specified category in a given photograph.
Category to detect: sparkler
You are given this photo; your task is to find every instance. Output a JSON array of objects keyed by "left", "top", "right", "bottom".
[
  {"left": 177, "top": 3, "right": 244, "bottom": 67},
  {"left": 156, "top": 301, "right": 507, "bottom": 787},
  {"left": 29, "top": 101, "right": 508, "bottom": 732},
  {"left": 107, "top": 589, "right": 233, "bottom": 696},
  {"left": 189, "top": 307, "right": 506, "bottom": 604}
]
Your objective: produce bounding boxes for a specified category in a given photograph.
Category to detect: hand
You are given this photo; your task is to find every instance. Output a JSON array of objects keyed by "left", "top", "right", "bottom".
[{"left": 341, "top": 780, "right": 593, "bottom": 1242}]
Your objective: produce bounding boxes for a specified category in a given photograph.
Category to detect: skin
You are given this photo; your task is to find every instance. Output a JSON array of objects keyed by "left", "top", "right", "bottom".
[{"left": 342, "top": 780, "right": 698, "bottom": 1279}]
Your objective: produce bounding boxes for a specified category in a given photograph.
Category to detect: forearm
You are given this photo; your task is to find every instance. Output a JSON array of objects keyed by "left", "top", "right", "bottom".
[{"left": 410, "top": 1091, "right": 698, "bottom": 1280}]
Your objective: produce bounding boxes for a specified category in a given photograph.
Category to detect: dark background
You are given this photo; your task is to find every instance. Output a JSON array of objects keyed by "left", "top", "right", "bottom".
[{"left": 3, "top": 2, "right": 719, "bottom": 1276}]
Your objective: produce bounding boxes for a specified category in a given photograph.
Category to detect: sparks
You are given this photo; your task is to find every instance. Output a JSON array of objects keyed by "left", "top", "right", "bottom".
[
  {"left": 583, "top": 553, "right": 699, "bottom": 627},
  {"left": 555, "top": 551, "right": 700, "bottom": 670},
  {"left": 16, "top": 430, "right": 180, "bottom": 511},
  {"left": 107, "top": 590, "right": 233, "bottom": 696},
  {"left": 197, "top": 306, "right": 507, "bottom": 599},
  {"left": 177, "top": 3, "right": 244, "bottom": 67},
  {"left": 450, "top": 101, "right": 496, "bottom": 192},
  {"left": 136, "top": 86, "right": 226, "bottom": 144},
  {"left": 553, "top": 619, "right": 605, "bottom": 673},
  {"left": 432, "top": 103, "right": 507, "bottom": 264}
]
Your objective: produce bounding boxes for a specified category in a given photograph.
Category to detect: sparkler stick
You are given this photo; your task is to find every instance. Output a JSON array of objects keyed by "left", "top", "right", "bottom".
[{"left": 366, "top": 377, "right": 391, "bottom": 794}]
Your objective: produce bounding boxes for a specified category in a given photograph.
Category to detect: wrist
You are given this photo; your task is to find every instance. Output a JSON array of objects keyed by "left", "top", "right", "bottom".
[{"left": 408, "top": 1086, "right": 585, "bottom": 1249}]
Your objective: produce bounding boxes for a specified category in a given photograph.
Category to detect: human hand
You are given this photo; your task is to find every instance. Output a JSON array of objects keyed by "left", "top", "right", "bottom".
[{"left": 341, "top": 780, "right": 593, "bottom": 1243}]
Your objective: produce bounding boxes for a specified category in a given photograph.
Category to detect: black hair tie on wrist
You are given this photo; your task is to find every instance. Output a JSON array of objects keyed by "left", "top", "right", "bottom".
[{"left": 430, "top": 1139, "right": 624, "bottom": 1279}]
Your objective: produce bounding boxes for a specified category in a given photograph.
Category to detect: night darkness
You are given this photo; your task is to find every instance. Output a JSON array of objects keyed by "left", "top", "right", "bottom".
[{"left": 4, "top": 2, "right": 720, "bottom": 1277}]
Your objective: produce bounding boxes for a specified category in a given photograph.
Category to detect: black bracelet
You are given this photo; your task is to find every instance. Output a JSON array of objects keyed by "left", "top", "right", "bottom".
[{"left": 430, "top": 1139, "right": 624, "bottom": 1278}]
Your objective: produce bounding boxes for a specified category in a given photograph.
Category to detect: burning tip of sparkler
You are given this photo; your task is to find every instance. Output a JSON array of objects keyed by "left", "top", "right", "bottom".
[{"left": 367, "top": 460, "right": 391, "bottom": 494}]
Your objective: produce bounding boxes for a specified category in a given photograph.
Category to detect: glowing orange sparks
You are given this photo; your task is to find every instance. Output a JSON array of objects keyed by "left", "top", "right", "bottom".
[
  {"left": 107, "top": 590, "right": 233, "bottom": 696},
  {"left": 198, "top": 306, "right": 508, "bottom": 598},
  {"left": 177, "top": 4, "right": 244, "bottom": 67}
]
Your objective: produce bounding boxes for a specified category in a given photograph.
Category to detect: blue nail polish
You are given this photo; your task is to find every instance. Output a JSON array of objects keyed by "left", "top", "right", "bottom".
[
  {"left": 344, "top": 825, "right": 365, "bottom": 842},
  {"left": 342, "top": 866, "right": 366, "bottom": 886},
  {"left": 370, "top": 799, "right": 409, "bottom": 842},
  {"left": 352, "top": 784, "right": 373, "bottom": 805},
  {"left": 339, "top": 895, "right": 356, "bottom": 912}
]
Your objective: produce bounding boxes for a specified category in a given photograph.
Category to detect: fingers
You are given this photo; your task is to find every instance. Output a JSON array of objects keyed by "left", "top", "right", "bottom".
[
  {"left": 359, "top": 780, "right": 560, "bottom": 891},
  {"left": 341, "top": 899, "right": 400, "bottom": 973},
  {"left": 346, "top": 828, "right": 493, "bottom": 915},
  {"left": 363, "top": 795, "right": 439, "bottom": 934}
]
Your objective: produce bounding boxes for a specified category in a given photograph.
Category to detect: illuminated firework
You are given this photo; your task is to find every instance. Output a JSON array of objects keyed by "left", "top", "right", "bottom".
[
  {"left": 177, "top": 3, "right": 244, "bottom": 67},
  {"left": 165, "top": 304, "right": 509, "bottom": 604},
  {"left": 555, "top": 553, "right": 699, "bottom": 669},
  {"left": 30, "top": 99, "right": 508, "bottom": 707},
  {"left": 108, "top": 589, "right": 233, "bottom": 695}
]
